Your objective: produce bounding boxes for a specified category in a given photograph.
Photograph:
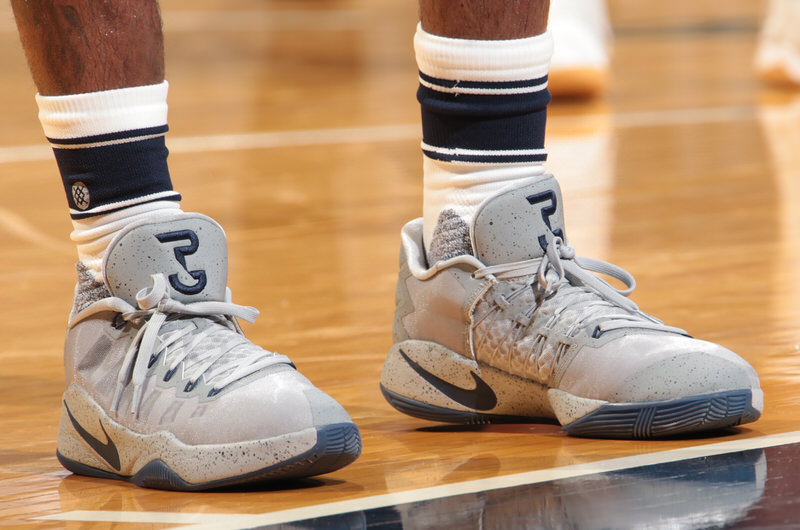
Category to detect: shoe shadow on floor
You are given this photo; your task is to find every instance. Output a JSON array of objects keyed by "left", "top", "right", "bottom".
[
  {"left": 417, "top": 420, "right": 561, "bottom": 435},
  {"left": 57, "top": 472, "right": 345, "bottom": 494},
  {"left": 417, "top": 422, "right": 752, "bottom": 441},
  {"left": 199, "top": 476, "right": 346, "bottom": 494}
]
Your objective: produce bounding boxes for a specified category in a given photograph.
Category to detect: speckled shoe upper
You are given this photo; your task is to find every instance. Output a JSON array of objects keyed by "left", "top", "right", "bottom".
[
  {"left": 385, "top": 175, "right": 762, "bottom": 437},
  {"left": 58, "top": 212, "right": 360, "bottom": 489}
]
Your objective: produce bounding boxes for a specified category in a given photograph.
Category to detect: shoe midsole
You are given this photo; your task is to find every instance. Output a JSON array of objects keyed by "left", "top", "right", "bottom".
[
  {"left": 58, "top": 384, "right": 319, "bottom": 484},
  {"left": 381, "top": 340, "right": 557, "bottom": 419},
  {"left": 381, "top": 340, "right": 760, "bottom": 428}
]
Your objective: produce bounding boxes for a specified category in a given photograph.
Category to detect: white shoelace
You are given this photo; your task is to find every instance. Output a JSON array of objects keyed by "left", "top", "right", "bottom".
[
  {"left": 70, "top": 273, "right": 291, "bottom": 416},
  {"left": 473, "top": 237, "right": 688, "bottom": 338}
]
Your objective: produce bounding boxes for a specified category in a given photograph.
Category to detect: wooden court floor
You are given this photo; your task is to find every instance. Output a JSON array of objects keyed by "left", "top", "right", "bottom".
[{"left": 2, "top": 0, "right": 800, "bottom": 527}]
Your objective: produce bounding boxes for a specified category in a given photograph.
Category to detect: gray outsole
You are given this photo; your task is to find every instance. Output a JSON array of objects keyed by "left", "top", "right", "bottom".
[
  {"left": 381, "top": 384, "right": 759, "bottom": 439},
  {"left": 563, "top": 389, "right": 757, "bottom": 439},
  {"left": 57, "top": 422, "right": 362, "bottom": 491}
]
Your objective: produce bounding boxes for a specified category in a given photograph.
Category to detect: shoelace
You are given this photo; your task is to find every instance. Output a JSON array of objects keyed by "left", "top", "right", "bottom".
[
  {"left": 70, "top": 273, "right": 291, "bottom": 416},
  {"left": 473, "top": 237, "right": 688, "bottom": 338}
]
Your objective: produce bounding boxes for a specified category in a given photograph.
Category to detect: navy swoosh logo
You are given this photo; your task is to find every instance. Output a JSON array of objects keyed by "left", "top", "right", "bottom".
[
  {"left": 64, "top": 401, "right": 121, "bottom": 471},
  {"left": 398, "top": 348, "right": 497, "bottom": 411}
]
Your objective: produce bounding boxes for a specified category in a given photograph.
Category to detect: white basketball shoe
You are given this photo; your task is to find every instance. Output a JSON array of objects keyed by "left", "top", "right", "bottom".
[
  {"left": 58, "top": 212, "right": 361, "bottom": 490},
  {"left": 381, "top": 175, "right": 762, "bottom": 438},
  {"left": 548, "top": 0, "right": 612, "bottom": 98},
  {"left": 756, "top": 0, "right": 800, "bottom": 86}
]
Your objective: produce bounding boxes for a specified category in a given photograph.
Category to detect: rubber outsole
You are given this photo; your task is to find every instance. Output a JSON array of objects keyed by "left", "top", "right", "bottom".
[
  {"left": 562, "top": 389, "right": 758, "bottom": 439},
  {"left": 381, "top": 384, "right": 759, "bottom": 440},
  {"left": 57, "top": 422, "right": 362, "bottom": 491}
]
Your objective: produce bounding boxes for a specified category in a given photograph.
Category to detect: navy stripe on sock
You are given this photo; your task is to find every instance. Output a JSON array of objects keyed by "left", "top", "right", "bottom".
[
  {"left": 419, "top": 71, "right": 548, "bottom": 93},
  {"left": 418, "top": 83, "right": 551, "bottom": 117},
  {"left": 47, "top": 125, "right": 169, "bottom": 147},
  {"left": 421, "top": 146, "right": 546, "bottom": 164},
  {"left": 68, "top": 193, "right": 182, "bottom": 220},
  {"left": 421, "top": 110, "right": 548, "bottom": 155},
  {"left": 418, "top": 79, "right": 550, "bottom": 163},
  {"left": 55, "top": 134, "right": 178, "bottom": 219}
]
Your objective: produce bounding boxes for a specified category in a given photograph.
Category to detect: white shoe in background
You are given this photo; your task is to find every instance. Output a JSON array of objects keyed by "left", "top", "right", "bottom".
[
  {"left": 549, "top": 0, "right": 612, "bottom": 98},
  {"left": 756, "top": 0, "right": 800, "bottom": 87}
]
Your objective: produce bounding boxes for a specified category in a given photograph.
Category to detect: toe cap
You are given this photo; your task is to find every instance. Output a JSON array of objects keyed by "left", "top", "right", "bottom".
[{"left": 557, "top": 333, "right": 762, "bottom": 404}]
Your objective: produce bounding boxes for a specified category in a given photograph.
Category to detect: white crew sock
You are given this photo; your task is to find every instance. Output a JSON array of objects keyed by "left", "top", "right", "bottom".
[
  {"left": 415, "top": 25, "right": 554, "bottom": 263},
  {"left": 35, "top": 81, "right": 182, "bottom": 282}
]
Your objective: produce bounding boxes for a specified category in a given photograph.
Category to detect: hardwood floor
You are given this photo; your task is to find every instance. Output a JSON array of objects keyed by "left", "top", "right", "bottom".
[{"left": 2, "top": 0, "right": 800, "bottom": 527}]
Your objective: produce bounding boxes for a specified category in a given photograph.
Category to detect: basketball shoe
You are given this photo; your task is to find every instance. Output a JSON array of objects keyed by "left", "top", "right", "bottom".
[
  {"left": 381, "top": 175, "right": 763, "bottom": 438},
  {"left": 548, "top": 0, "right": 612, "bottom": 98},
  {"left": 756, "top": 0, "right": 800, "bottom": 87},
  {"left": 57, "top": 212, "right": 361, "bottom": 490}
]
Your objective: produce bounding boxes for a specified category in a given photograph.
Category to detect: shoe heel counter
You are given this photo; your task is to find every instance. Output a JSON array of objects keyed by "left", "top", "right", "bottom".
[
  {"left": 392, "top": 244, "right": 414, "bottom": 344},
  {"left": 64, "top": 284, "right": 81, "bottom": 387}
]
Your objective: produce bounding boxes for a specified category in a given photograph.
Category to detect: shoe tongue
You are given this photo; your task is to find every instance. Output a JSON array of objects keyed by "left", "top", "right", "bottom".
[
  {"left": 472, "top": 175, "right": 567, "bottom": 266},
  {"left": 103, "top": 213, "right": 229, "bottom": 305}
]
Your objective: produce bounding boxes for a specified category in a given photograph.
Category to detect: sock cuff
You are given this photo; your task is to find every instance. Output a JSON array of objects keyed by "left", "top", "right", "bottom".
[
  {"left": 36, "top": 81, "right": 169, "bottom": 140},
  {"left": 414, "top": 23, "right": 553, "bottom": 83},
  {"left": 71, "top": 201, "right": 183, "bottom": 282}
]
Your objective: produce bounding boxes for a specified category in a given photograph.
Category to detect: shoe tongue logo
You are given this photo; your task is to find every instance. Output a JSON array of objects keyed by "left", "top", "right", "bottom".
[
  {"left": 155, "top": 230, "right": 208, "bottom": 295},
  {"left": 105, "top": 214, "right": 228, "bottom": 305},
  {"left": 526, "top": 189, "right": 565, "bottom": 251},
  {"left": 473, "top": 177, "right": 567, "bottom": 265}
]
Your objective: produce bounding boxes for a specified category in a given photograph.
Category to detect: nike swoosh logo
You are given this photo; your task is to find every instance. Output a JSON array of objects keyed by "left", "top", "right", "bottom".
[
  {"left": 64, "top": 401, "right": 121, "bottom": 471},
  {"left": 398, "top": 348, "right": 497, "bottom": 411}
]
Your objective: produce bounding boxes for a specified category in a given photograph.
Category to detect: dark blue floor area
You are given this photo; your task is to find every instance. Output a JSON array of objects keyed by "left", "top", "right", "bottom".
[{"left": 258, "top": 442, "right": 800, "bottom": 529}]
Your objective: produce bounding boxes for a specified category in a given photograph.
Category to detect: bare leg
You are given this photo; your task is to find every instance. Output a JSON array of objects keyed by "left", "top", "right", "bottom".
[
  {"left": 11, "top": 0, "right": 164, "bottom": 95},
  {"left": 419, "top": 0, "right": 549, "bottom": 39}
]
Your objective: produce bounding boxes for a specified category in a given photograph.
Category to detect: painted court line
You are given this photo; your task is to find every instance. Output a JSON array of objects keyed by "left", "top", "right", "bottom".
[
  {"left": 0, "top": 124, "right": 421, "bottom": 164},
  {"left": 0, "top": 105, "right": 759, "bottom": 166},
  {"left": 611, "top": 105, "right": 755, "bottom": 128},
  {"left": 0, "top": 207, "right": 68, "bottom": 249},
  {"left": 33, "top": 511, "right": 258, "bottom": 526},
  {"left": 35, "top": 430, "right": 800, "bottom": 528}
]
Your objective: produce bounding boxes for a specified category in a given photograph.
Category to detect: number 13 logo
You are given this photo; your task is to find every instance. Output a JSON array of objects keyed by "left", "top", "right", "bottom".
[
  {"left": 155, "top": 230, "right": 208, "bottom": 295},
  {"left": 526, "top": 190, "right": 565, "bottom": 251}
]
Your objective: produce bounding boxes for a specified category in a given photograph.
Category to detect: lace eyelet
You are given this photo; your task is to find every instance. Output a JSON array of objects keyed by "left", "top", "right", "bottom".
[
  {"left": 147, "top": 352, "right": 161, "bottom": 369},
  {"left": 111, "top": 313, "right": 127, "bottom": 330},
  {"left": 163, "top": 367, "right": 178, "bottom": 382}
]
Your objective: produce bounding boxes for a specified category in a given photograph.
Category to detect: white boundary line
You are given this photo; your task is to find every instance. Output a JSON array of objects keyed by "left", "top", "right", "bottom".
[
  {"left": 0, "top": 105, "right": 758, "bottom": 166},
  {"left": 611, "top": 105, "right": 755, "bottom": 128},
  {"left": 0, "top": 124, "right": 421, "bottom": 164},
  {"left": 34, "top": 430, "right": 800, "bottom": 528}
]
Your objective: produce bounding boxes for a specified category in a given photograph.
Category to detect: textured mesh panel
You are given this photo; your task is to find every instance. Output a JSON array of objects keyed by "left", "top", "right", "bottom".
[
  {"left": 74, "top": 262, "right": 112, "bottom": 313},
  {"left": 428, "top": 209, "right": 473, "bottom": 263}
]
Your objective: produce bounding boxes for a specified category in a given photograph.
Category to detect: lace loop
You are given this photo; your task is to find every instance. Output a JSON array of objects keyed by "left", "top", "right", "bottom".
[
  {"left": 537, "top": 236, "right": 569, "bottom": 299},
  {"left": 472, "top": 238, "right": 683, "bottom": 348},
  {"left": 476, "top": 238, "right": 637, "bottom": 308}
]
